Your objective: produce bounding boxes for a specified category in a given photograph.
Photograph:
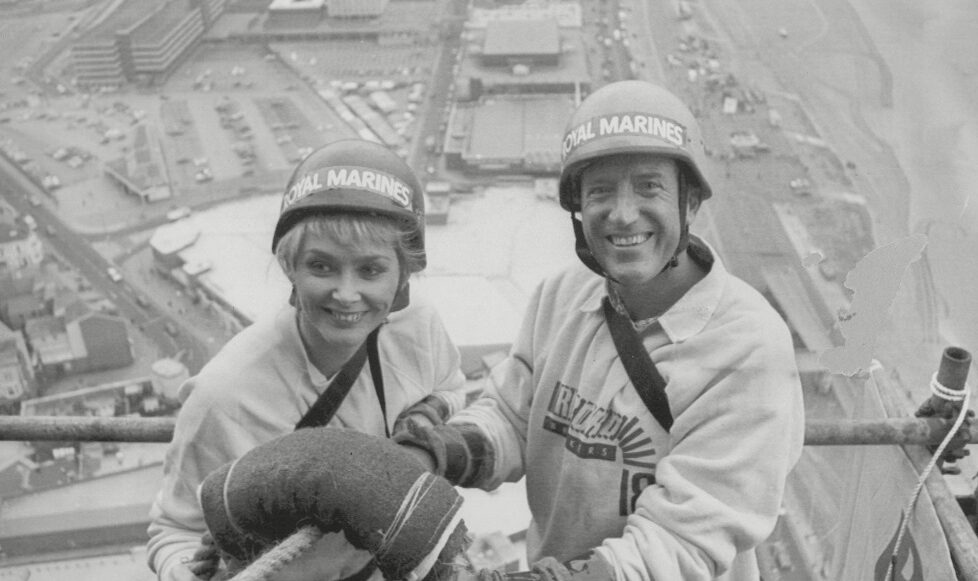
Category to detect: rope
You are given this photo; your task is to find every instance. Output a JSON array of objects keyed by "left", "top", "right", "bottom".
[
  {"left": 884, "top": 375, "right": 972, "bottom": 580},
  {"left": 228, "top": 526, "right": 323, "bottom": 581},
  {"left": 376, "top": 473, "right": 436, "bottom": 561}
]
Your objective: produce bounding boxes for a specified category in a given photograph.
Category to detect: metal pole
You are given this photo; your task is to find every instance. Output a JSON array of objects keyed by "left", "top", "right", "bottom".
[
  {"left": 0, "top": 415, "right": 176, "bottom": 443},
  {"left": 0, "top": 414, "right": 971, "bottom": 445},
  {"left": 805, "top": 416, "right": 970, "bottom": 446}
]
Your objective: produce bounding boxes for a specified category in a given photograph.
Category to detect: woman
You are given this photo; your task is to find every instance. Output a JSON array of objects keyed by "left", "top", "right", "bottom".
[{"left": 147, "top": 139, "right": 468, "bottom": 581}]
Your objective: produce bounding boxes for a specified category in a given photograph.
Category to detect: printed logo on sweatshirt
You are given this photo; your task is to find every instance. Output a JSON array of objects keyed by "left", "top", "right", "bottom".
[
  {"left": 545, "top": 381, "right": 660, "bottom": 515},
  {"left": 544, "top": 381, "right": 657, "bottom": 468}
]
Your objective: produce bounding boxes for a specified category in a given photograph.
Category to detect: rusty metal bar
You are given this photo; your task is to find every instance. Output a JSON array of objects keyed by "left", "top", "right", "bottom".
[
  {"left": 0, "top": 415, "right": 176, "bottom": 442},
  {"left": 0, "top": 414, "right": 970, "bottom": 446},
  {"left": 805, "top": 416, "right": 969, "bottom": 446}
]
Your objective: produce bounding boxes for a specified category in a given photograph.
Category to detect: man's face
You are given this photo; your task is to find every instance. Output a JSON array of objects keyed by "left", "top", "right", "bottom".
[{"left": 579, "top": 154, "right": 696, "bottom": 287}]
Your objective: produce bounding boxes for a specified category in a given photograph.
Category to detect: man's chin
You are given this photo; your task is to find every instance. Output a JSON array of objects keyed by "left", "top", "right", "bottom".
[{"left": 602, "top": 262, "right": 662, "bottom": 287}]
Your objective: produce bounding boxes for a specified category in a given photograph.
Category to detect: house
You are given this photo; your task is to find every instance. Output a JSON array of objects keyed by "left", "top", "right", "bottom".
[
  {"left": 24, "top": 303, "right": 133, "bottom": 377},
  {"left": 0, "top": 202, "right": 43, "bottom": 271},
  {"left": 0, "top": 321, "right": 36, "bottom": 405}
]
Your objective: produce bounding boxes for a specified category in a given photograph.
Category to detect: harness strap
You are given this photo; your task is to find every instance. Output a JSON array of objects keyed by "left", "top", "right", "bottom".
[
  {"left": 295, "top": 327, "right": 386, "bottom": 431},
  {"left": 602, "top": 297, "right": 674, "bottom": 432}
]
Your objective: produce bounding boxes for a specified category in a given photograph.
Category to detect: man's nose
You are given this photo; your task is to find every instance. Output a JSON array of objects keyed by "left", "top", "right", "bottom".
[{"left": 608, "top": 187, "right": 639, "bottom": 224}]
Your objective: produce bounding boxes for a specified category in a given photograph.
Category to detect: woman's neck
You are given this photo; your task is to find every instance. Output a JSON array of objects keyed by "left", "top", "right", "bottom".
[{"left": 297, "top": 313, "right": 357, "bottom": 378}]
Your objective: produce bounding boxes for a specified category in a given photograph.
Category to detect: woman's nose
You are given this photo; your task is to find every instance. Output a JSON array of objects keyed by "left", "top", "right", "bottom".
[{"left": 331, "top": 273, "right": 361, "bottom": 303}]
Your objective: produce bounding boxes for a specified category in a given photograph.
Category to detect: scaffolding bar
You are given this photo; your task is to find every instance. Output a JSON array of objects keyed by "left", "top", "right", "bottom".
[
  {"left": 0, "top": 415, "right": 176, "bottom": 443},
  {"left": 0, "top": 415, "right": 970, "bottom": 446},
  {"left": 805, "top": 416, "right": 970, "bottom": 446}
]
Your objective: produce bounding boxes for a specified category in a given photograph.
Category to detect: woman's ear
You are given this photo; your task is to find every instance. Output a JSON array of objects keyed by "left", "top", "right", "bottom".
[{"left": 289, "top": 286, "right": 298, "bottom": 308}]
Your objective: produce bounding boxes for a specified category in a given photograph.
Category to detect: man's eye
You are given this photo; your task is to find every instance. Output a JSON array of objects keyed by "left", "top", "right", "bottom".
[{"left": 636, "top": 180, "right": 663, "bottom": 193}]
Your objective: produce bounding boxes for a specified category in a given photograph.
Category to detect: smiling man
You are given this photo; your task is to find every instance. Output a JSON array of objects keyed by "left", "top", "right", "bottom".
[{"left": 395, "top": 81, "right": 806, "bottom": 581}]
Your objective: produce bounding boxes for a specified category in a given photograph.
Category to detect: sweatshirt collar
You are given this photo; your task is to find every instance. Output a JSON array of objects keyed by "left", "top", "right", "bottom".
[{"left": 581, "top": 237, "right": 726, "bottom": 343}]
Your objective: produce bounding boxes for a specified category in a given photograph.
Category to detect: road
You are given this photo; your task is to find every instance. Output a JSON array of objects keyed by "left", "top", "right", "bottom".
[{"left": 0, "top": 155, "right": 212, "bottom": 375}]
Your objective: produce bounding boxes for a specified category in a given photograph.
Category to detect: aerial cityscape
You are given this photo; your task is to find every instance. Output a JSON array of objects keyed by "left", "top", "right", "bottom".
[{"left": 0, "top": 0, "right": 976, "bottom": 579}]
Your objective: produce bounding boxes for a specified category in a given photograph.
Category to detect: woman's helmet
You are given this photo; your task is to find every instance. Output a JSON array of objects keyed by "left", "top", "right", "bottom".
[
  {"left": 557, "top": 81, "right": 713, "bottom": 277},
  {"left": 272, "top": 139, "right": 426, "bottom": 310}
]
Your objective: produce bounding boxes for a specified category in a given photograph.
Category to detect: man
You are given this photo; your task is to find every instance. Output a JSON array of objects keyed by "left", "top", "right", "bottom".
[{"left": 396, "top": 80, "right": 805, "bottom": 581}]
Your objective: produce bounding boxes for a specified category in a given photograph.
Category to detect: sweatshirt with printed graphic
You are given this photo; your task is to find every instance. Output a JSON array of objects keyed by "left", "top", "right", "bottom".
[{"left": 452, "top": 243, "right": 804, "bottom": 581}]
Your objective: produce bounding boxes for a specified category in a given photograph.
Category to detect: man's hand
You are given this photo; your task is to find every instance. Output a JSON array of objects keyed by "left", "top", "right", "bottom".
[{"left": 185, "top": 533, "right": 222, "bottom": 579}]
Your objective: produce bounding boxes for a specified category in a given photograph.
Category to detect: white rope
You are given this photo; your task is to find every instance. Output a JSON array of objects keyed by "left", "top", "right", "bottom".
[
  {"left": 884, "top": 378, "right": 972, "bottom": 580},
  {"left": 376, "top": 473, "right": 435, "bottom": 560},
  {"left": 228, "top": 525, "right": 323, "bottom": 581},
  {"left": 931, "top": 372, "right": 967, "bottom": 402}
]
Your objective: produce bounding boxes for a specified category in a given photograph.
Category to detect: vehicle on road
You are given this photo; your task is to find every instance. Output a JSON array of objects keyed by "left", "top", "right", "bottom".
[
  {"left": 106, "top": 267, "right": 123, "bottom": 283},
  {"left": 166, "top": 206, "right": 192, "bottom": 221}
]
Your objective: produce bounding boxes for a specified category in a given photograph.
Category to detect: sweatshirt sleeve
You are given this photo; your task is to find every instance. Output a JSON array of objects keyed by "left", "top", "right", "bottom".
[
  {"left": 447, "top": 281, "right": 548, "bottom": 489},
  {"left": 597, "top": 316, "right": 805, "bottom": 580},
  {"left": 146, "top": 378, "right": 264, "bottom": 580},
  {"left": 426, "top": 304, "right": 469, "bottom": 415}
]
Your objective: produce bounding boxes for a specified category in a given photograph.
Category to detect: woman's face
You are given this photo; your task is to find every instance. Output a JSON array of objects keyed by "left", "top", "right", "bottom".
[{"left": 292, "top": 229, "right": 400, "bottom": 354}]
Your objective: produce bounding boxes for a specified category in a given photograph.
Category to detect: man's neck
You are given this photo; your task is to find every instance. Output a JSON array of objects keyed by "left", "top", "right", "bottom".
[{"left": 611, "top": 255, "right": 707, "bottom": 321}]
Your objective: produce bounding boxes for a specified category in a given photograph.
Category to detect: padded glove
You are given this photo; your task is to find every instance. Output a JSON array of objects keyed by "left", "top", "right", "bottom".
[{"left": 199, "top": 428, "right": 470, "bottom": 581}]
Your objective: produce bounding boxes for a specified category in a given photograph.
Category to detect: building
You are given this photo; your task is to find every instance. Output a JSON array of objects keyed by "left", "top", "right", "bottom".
[
  {"left": 456, "top": 17, "right": 591, "bottom": 98},
  {"left": 71, "top": 0, "right": 227, "bottom": 89},
  {"left": 103, "top": 124, "right": 172, "bottom": 202},
  {"left": 23, "top": 302, "right": 134, "bottom": 378},
  {"left": 0, "top": 321, "right": 35, "bottom": 406},
  {"left": 443, "top": 95, "right": 574, "bottom": 174},
  {"left": 0, "top": 203, "right": 43, "bottom": 271},
  {"left": 266, "top": 0, "right": 326, "bottom": 28}
]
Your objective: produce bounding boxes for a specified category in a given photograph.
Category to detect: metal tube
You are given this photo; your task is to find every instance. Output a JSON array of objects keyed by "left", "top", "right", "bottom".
[
  {"left": 804, "top": 417, "right": 969, "bottom": 446},
  {"left": 0, "top": 414, "right": 970, "bottom": 446},
  {"left": 0, "top": 415, "right": 176, "bottom": 443}
]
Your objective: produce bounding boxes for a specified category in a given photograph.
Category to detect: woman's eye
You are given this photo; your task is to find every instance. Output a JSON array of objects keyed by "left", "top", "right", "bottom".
[
  {"left": 360, "top": 264, "right": 387, "bottom": 278},
  {"left": 306, "top": 260, "right": 332, "bottom": 274}
]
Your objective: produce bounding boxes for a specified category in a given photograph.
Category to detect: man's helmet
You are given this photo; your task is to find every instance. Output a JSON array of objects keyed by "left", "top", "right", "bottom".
[
  {"left": 557, "top": 81, "right": 713, "bottom": 277},
  {"left": 272, "top": 139, "right": 426, "bottom": 310}
]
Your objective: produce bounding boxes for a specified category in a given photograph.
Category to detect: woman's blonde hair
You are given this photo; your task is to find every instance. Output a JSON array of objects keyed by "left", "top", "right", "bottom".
[{"left": 274, "top": 212, "right": 425, "bottom": 284}]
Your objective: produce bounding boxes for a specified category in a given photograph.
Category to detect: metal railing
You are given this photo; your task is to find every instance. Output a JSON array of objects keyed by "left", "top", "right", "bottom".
[{"left": 0, "top": 347, "right": 974, "bottom": 577}]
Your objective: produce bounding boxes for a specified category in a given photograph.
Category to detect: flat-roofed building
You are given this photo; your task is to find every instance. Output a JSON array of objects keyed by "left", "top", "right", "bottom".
[
  {"left": 267, "top": 0, "right": 326, "bottom": 28},
  {"left": 457, "top": 18, "right": 590, "bottom": 98},
  {"left": 482, "top": 19, "right": 561, "bottom": 67},
  {"left": 328, "top": 0, "right": 388, "bottom": 18},
  {"left": 71, "top": 0, "right": 226, "bottom": 89},
  {"left": 444, "top": 95, "right": 573, "bottom": 174}
]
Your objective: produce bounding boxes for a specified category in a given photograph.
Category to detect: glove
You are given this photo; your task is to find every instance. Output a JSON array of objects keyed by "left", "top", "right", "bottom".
[
  {"left": 392, "top": 418, "right": 493, "bottom": 487},
  {"left": 199, "top": 428, "right": 470, "bottom": 581},
  {"left": 185, "top": 532, "right": 221, "bottom": 579},
  {"left": 454, "top": 552, "right": 616, "bottom": 581},
  {"left": 393, "top": 393, "right": 454, "bottom": 435}
]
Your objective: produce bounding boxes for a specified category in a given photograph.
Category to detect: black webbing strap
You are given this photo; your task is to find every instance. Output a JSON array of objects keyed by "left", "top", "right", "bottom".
[
  {"left": 295, "top": 327, "right": 384, "bottom": 431},
  {"left": 602, "top": 297, "right": 674, "bottom": 432},
  {"left": 367, "top": 329, "right": 389, "bottom": 438}
]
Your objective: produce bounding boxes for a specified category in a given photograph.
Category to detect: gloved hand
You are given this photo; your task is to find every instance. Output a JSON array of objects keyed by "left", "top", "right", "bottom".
[
  {"left": 185, "top": 532, "right": 221, "bottom": 580},
  {"left": 452, "top": 551, "right": 616, "bottom": 581},
  {"left": 198, "top": 428, "right": 470, "bottom": 581},
  {"left": 392, "top": 393, "right": 454, "bottom": 435},
  {"left": 392, "top": 417, "right": 493, "bottom": 487}
]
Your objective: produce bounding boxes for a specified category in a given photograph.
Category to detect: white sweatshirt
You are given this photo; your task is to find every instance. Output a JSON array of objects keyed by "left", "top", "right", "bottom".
[
  {"left": 147, "top": 299, "right": 467, "bottom": 581},
  {"left": 453, "top": 243, "right": 804, "bottom": 580}
]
